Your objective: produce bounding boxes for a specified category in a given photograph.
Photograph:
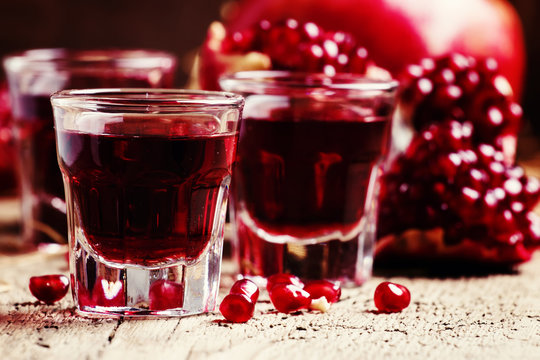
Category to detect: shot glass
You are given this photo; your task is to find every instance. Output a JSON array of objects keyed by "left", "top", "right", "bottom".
[
  {"left": 51, "top": 88, "right": 243, "bottom": 317},
  {"left": 3, "top": 49, "right": 177, "bottom": 250},
  {"left": 220, "top": 71, "right": 398, "bottom": 286}
]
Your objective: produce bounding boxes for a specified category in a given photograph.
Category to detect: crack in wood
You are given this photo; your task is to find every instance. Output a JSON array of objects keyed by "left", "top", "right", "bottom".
[
  {"left": 165, "top": 319, "right": 181, "bottom": 342},
  {"left": 107, "top": 318, "right": 124, "bottom": 343}
]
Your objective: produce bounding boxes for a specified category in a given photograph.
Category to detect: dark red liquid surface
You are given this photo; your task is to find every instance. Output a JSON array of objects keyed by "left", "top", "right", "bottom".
[
  {"left": 57, "top": 130, "right": 237, "bottom": 266},
  {"left": 237, "top": 118, "right": 388, "bottom": 224},
  {"left": 234, "top": 116, "right": 389, "bottom": 279}
]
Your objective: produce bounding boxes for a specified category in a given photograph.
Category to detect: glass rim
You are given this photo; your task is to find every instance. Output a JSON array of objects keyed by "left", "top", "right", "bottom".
[
  {"left": 219, "top": 70, "right": 399, "bottom": 95},
  {"left": 50, "top": 88, "right": 245, "bottom": 111},
  {"left": 3, "top": 48, "right": 177, "bottom": 73}
]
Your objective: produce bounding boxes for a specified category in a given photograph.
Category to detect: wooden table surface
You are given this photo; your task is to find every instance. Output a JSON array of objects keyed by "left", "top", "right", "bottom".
[{"left": 1, "top": 152, "right": 540, "bottom": 360}]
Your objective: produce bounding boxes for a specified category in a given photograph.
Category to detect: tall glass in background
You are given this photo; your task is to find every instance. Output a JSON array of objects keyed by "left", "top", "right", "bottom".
[
  {"left": 221, "top": 71, "right": 398, "bottom": 286},
  {"left": 51, "top": 88, "right": 243, "bottom": 317},
  {"left": 3, "top": 49, "right": 177, "bottom": 250}
]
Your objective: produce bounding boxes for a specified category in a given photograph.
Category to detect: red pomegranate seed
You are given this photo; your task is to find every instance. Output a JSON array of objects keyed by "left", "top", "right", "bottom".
[
  {"left": 269, "top": 283, "right": 311, "bottom": 313},
  {"left": 91, "top": 277, "right": 125, "bottom": 307},
  {"left": 149, "top": 280, "right": 184, "bottom": 311},
  {"left": 399, "top": 54, "right": 521, "bottom": 157},
  {"left": 378, "top": 114, "right": 540, "bottom": 265},
  {"left": 222, "top": 18, "right": 372, "bottom": 75},
  {"left": 266, "top": 273, "right": 304, "bottom": 293},
  {"left": 303, "top": 280, "right": 341, "bottom": 303},
  {"left": 29, "top": 274, "right": 69, "bottom": 304},
  {"left": 374, "top": 282, "right": 411, "bottom": 313},
  {"left": 230, "top": 278, "right": 260, "bottom": 303},
  {"left": 220, "top": 293, "right": 255, "bottom": 323}
]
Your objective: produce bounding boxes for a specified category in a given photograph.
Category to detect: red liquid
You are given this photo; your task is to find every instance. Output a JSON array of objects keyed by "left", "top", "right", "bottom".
[
  {"left": 57, "top": 130, "right": 237, "bottom": 267},
  {"left": 234, "top": 116, "right": 389, "bottom": 280},
  {"left": 12, "top": 77, "right": 170, "bottom": 246}
]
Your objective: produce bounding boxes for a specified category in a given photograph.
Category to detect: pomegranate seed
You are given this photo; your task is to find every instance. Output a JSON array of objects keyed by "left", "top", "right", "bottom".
[
  {"left": 269, "top": 283, "right": 311, "bottom": 313},
  {"left": 29, "top": 274, "right": 69, "bottom": 304},
  {"left": 303, "top": 280, "right": 341, "bottom": 303},
  {"left": 149, "top": 280, "right": 184, "bottom": 311},
  {"left": 221, "top": 18, "right": 372, "bottom": 75},
  {"left": 230, "top": 278, "right": 260, "bottom": 303},
  {"left": 378, "top": 112, "right": 540, "bottom": 266},
  {"left": 220, "top": 293, "right": 255, "bottom": 323},
  {"left": 266, "top": 273, "right": 304, "bottom": 293},
  {"left": 374, "top": 282, "right": 411, "bottom": 313},
  {"left": 399, "top": 54, "right": 521, "bottom": 156},
  {"left": 91, "top": 277, "right": 125, "bottom": 307}
]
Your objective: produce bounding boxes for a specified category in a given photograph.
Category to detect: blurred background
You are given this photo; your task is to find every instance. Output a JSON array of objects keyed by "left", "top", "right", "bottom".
[{"left": 0, "top": 0, "right": 538, "bottom": 147}]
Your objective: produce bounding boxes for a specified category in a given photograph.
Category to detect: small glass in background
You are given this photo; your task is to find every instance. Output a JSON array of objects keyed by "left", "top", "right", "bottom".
[
  {"left": 3, "top": 49, "right": 177, "bottom": 251},
  {"left": 221, "top": 71, "right": 398, "bottom": 286}
]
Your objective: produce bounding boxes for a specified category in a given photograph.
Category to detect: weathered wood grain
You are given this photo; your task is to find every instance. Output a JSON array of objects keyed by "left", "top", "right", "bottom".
[
  {"left": 1, "top": 247, "right": 540, "bottom": 360},
  {"left": 2, "top": 152, "right": 540, "bottom": 360}
]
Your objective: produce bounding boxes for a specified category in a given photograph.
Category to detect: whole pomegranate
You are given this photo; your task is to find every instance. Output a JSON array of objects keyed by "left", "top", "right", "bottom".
[{"left": 217, "top": 0, "right": 525, "bottom": 98}]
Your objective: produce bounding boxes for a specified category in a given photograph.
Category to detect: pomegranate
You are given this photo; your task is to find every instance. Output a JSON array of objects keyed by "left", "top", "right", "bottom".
[
  {"left": 303, "top": 280, "right": 341, "bottom": 303},
  {"left": 90, "top": 277, "right": 125, "bottom": 307},
  {"left": 377, "top": 119, "right": 540, "bottom": 266},
  {"left": 374, "top": 281, "right": 411, "bottom": 313},
  {"left": 269, "top": 283, "right": 311, "bottom": 313},
  {"left": 220, "top": 293, "right": 255, "bottom": 323},
  {"left": 266, "top": 273, "right": 304, "bottom": 293},
  {"left": 148, "top": 280, "right": 184, "bottom": 311},
  {"left": 220, "top": 278, "right": 258, "bottom": 323},
  {"left": 230, "top": 278, "right": 260, "bottom": 303},
  {"left": 196, "top": 18, "right": 389, "bottom": 90},
  {"left": 28, "top": 274, "right": 69, "bottom": 304},
  {"left": 217, "top": 0, "right": 525, "bottom": 98},
  {"left": 398, "top": 53, "right": 521, "bottom": 163}
]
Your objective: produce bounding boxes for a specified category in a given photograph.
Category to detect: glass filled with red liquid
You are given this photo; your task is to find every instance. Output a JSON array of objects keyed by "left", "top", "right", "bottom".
[
  {"left": 51, "top": 88, "right": 243, "bottom": 317},
  {"left": 220, "top": 71, "right": 398, "bottom": 286},
  {"left": 3, "top": 49, "right": 177, "bottom": 251}
]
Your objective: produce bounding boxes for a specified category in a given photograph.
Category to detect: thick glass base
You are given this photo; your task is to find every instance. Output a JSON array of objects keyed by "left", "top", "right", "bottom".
[
  {"left": 233, "top": 213, "right": 374, "bottom": 287},
  {"left": 70, "top": 230, "right": 224, "bottom": 318},
  {"left": 231, "top": 165, "right": 381, "bottom": 287}
]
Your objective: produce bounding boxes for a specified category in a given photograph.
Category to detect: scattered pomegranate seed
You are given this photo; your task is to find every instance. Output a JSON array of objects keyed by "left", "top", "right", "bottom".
[
  {"left": 230, "top": 278, "right": 259, "bottom": 303},
  {"left": 266, "top": 273, "right": 304, "bottom": 293},
  {"left": 303, "top": 280, "right": 341, "bottom": 303},
  {"left": 149, "top": 280, "right": 184, "bottom": 311},
  {"left": 374, "top": 281, "right": 411, "bottom": 313},
  {"left": 28, "top": 274, "right": 69, "bottom": 304},
  {"left": 220, "top": 293, "right": 255, "bottom": 323},
  {"left": 91, "top": 277, "right": 125, "bottom": 307},
  {"left": 269, "top": 283, "right": 311, "bottom": 313}
]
